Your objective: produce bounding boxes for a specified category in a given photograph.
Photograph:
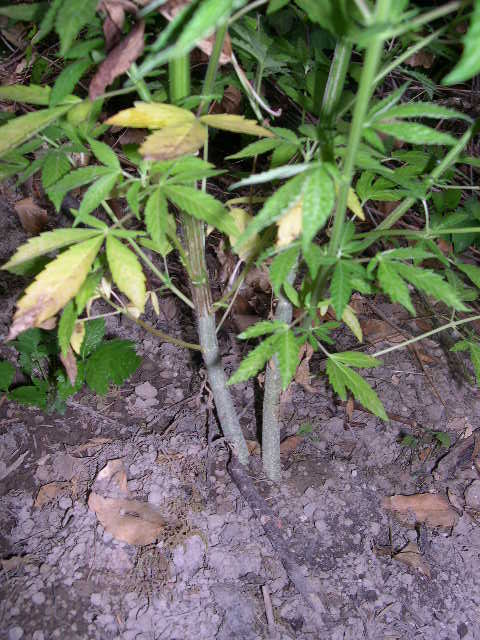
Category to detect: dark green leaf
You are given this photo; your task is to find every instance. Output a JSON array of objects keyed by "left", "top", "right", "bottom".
[
  {"left": 85, "top": 339, "right": 141, "bottom": 394},
  {"left": 302, "top": 167, "right": 335, "bottom": 253},
  {"left": 89, "top": 138, "right": 121, "bottom": 170},
  {"left": 330, "top": 260, "right": 351, "bottom": 320},
  {"left": 0, "top": 361, "right": 15, "bottom": 391},
  {"left": 9, "top": 382, "right": 49, "bottom": 410},
  {"left": 58, "top": 300, "right": 77, "bottom": 356},
  {"left": 0, "top": 3, "right": 47, "bottom": 21},
  {"left": 75, "top": 270, "right": 102, "bottom": 314},
  {"left": 50, "top": 59, "right": 91, "bottom": 107},
  {"left": 80, "top": 318, "right": 105, "bottom": 359},
  {"left": 235, "top": 172, "right": 307, "bottom": 249},
  {"left": 238, "top": 320, "right": 288, "bottom": 340},
  {"left": 373, "top": 122, "right": 457, "bottom": 146},
  {"left": 77, "top": 172, "right": 119, "bottom": 217},
  {"left": 56, "top": 0, "right": 100, "bottom": 57},
  {"left": 228, "top": 334, "right": 279, "bottom": 385},
  {"left": 164, "top": 185, "right": 239, "bottom": 237},
  {"left": 443, "top": 1, "right": 480, "bottom": 85},
  {"left": 377, "top": 259, "right": 415, "bottom": 315},
  {"left": 332, "top": 352, "right": 382, "bottom": 368},
  {"left": 270, "top": 246, "right": 299, "bottom": 297},
  {"left": 395, "top": 263, "right": 469, "bottom": 311}
]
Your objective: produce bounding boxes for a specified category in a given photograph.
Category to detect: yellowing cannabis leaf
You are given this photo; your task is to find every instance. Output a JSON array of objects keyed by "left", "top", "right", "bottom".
[
  {"left": 106, "top": 236, "right": 146, "bottom": 313},
  {"left": 70, "top": 321, "right": 86, "bottom": 355},
  {"left": 276, "top": 198, "right": 303, "bottom": 248},
  {"left": 106, "top": 101, "right": 194, "bottom": 129},
  {"left": 139, "top": 120, "right": 207, "bottom": 160},
  {"left": 200, "top": 114, "right": 274, "bottom": 138},
  {"left": 347, "top": 187, "right": 365, "bottom": 220},
  {"left": 8, "top": 236, "right": 103, "bottom": 340},
  {"left": 342, "top": 304, "right": 363, "bottom": 342},
  {"left": 228, "top": 208, "right": 260, "bottom": 261}
]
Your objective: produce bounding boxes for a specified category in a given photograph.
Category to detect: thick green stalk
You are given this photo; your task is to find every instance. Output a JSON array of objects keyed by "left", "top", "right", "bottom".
[
  {"left": 261, "top": 268, "right": 296, "bottom": 480},
  {"left": 261, "top": 40, "right": 353, "bottom": 482},
  {"left": 309, "top": 0, "right": 392, "bottom": 311},
  {"left": 170, "top": 41, "right": 249, "bottom": 463}
]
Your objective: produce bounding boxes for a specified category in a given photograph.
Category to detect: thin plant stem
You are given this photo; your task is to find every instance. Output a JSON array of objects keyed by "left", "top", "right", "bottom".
[
  {"left": 261, "top": 39, "right": 354, "bottom": 481},
  {"left": 373, "top": 314, "right": 480, "bottom": 358},
  {"left": 308, "top": 0, "right": 393, "bottom": 312},
  {"left": 171, "top": 35, "right": 249, "bottom": 463}
]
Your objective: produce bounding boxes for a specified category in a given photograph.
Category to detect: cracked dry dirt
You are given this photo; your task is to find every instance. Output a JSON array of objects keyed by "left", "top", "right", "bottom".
[{"left": 1, "top": 206, "right": 480, "bottom": 640}]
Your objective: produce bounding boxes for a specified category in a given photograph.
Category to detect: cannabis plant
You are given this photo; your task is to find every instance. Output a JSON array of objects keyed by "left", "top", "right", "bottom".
[{"left": 1, "top": 0, "right": 480, "bottom": 480}]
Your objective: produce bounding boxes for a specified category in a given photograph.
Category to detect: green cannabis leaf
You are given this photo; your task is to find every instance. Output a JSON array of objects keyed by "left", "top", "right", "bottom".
[{"left": 85, "top": 339, "right": 141, "bottom": 395}]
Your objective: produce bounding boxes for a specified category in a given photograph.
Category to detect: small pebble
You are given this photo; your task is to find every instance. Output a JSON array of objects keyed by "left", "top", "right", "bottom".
[
  {"left": 8, "top": 627, "right": 24, "bottom": 640},
  {"left": 32, "top": 592, "right": 46, "bottom": 605}
]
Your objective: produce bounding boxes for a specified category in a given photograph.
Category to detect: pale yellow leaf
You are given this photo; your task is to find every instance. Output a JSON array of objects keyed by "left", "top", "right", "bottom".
[
  {"left": 276, "top": 198, "right": 303, "bottom": 248},
  {"left": 149, "top": 290, "right": 160, "bottom": 316},
  {"left": 139, "top": 120, "right": 207, "bottom": 161},
  {"left": 228, "top": 207, "right": 260, "bottom": 261},
  {"left": 347, "top": 187, "right": 365, "bottom": 220},
  {"left": 8, "top": 237, "right": 103, "bottom": 340},
  {"left": 200, "top": 114, "right": 274, "bottom": 138},
  {"left": 342, "top": 304, "right": 363, "bottom": 342},
  {"left": 106, "top": 101, "right": 194, "bottom": 129},
  {"left": 70, "top": 321, "right": 85, "bottom": 355},
  {"left": 106, "top": 236, "right": 146, "bottom": 312}
]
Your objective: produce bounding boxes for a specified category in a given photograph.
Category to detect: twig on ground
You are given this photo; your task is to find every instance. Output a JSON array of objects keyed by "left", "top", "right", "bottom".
[{"left": 227, "top": 455, "right": 328, "bottom": 631}]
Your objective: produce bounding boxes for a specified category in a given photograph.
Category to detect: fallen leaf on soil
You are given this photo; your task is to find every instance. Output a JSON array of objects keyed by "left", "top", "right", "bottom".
[
  {"left": 94, "top": 458, "right": 129, "bottom": 495},
  {"left": 295, "top": 343, "right": 315, "bottom": 393},
  {"left": 405, "top": 51, "right": 435, "bottom": 69},
  {"left": 361, "top": 318, "right": 403, "bottom": 343},
  {"left": 280, "top": 435, "right": 301, "bottom": 455},
  {"left": 1, "top": 555, "right": 34, "bottom": 571},
  {"left": 35, "top": 481, "right": 71, "bottom": 508},
  {"left": 382, "top": 493, "right": 459, "bottom": 529},
  {"left": 14, "top": 198, "right": 48, "bottom": 235},
  {"left": 89, "top": 20, "right": 145, "bottom": 99},
  {"left": 60, "top": 345, "right": 78, "bottom": 385},
  {"left": 88, "top": 492, "right": 168, "bottom": 545},
  {"left": 211, "top": 85, "right": 242, "bottom": 115},
  {"left": 69, "top": 437, "right": 112, "bottom": 456},
  {"left": 100, "top": 0, "right": 138, "bottom": 50},
  {"left": 246, "top": 439, "right": 261, "bottom": 455},
  {"left": 447, "top": 487, "right": 464, "bottom": 513},
  {"left": 393, "top": 541, "right": 431, "bottom": 577}
]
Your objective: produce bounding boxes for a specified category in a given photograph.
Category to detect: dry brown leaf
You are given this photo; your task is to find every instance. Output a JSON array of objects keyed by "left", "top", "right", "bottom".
[
  {"left": 60, "top": 345, "right": 78, "bottom": 386},
  {"left": 69, "top": 437, "right": 112, "bottom": 455},
  {"left": 89, "top": 20, "right": 145, "bottom": 99},
  {"left": 35, "top": 481, "right": 70, "bottom": 508},
  {"left": 393, "top": 541, "right": 431, "bottom": 577},
  {"left": 382, "top": 493, "right": 459, "bottom": 529},
  {"left": 217, "top": 85, "right": 242, "bottom": 114},
  {"left": 405, "top": 51, "right": 435, "bottom": 69},
  {"left": 246, "top": 439, "right": 261, "bottom": 455},
  {"left": 295, "top": 343, "right": 315, "bottom": 393},
  {"left": 1, "top": 555, "right": 34, "bottom": 571},
  {"left": 14, "top": 198, "right": 48, "bottom": 235},
  {"left": 280, "top": 435, "right": 301, "bottom": 455},
  {"left": 361, "top": 318, "right": 404, "bottom": 343},
  {"left": 95, "top": 458, "right": 129, "bottom": 494},
  {"left": 346, "top": 396, "right": 354, "bottom": 422},
  {"left": 100, "top": 0, "right": 138, "bottom": 50},
  {"left": 88, "top": 492, "right": 168, "bottom": 545}
]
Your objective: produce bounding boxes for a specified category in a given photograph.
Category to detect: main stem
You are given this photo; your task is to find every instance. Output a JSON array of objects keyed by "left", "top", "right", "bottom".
[
  {"left": 309, "top": 0, "right": 392, "bottom": 312},
  {"left": 261, "top": 40, "right": 353, "bottom": 482},
  {"left": 169, "top": 40, "right": 249, "bottom": 463}
]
